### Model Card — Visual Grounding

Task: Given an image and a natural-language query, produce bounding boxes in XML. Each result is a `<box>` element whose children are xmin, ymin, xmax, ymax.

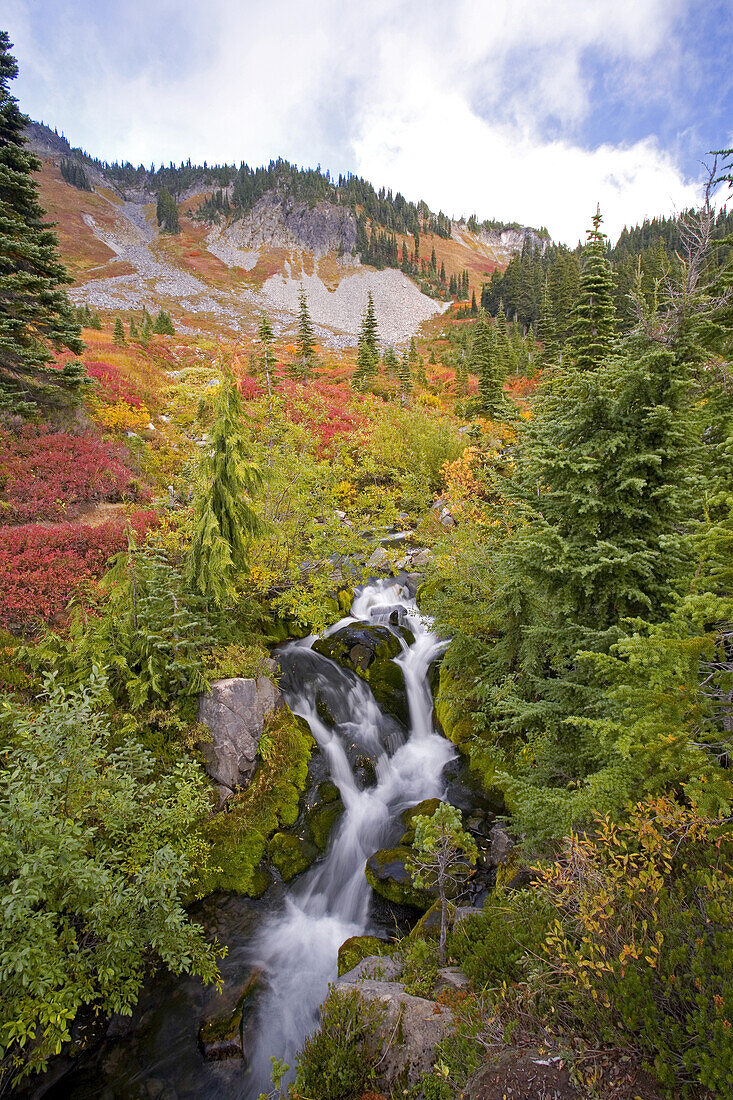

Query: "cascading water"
<box><xmin>50</xmin><ymin>579</ymin><xmax>460</xmax><ymax>1100</ymax></box>
<box><xmin>244</xmin><ymin>580</ymin><xmax>455</xmax><ymax>1095</ymax></box>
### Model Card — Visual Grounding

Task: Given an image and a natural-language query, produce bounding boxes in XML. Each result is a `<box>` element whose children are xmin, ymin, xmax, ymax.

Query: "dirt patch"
<box><xmin>462</xmin><ymin>1049</ymin><xmax>668</xmax><ymax>1100</ymax></box>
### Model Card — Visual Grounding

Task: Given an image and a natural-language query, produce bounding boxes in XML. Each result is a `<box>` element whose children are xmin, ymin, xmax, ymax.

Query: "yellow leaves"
<box><xmin>92</xmin><ymin>399</ymin><xmax>152</xmax><ymax>432</ymax></box>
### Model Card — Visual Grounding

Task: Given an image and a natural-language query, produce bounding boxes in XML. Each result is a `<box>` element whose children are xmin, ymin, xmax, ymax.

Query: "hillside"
<box><xmin>27</xmin><ymin>122</ymin><xmax>546</xmax><ymax>347</ymax></box>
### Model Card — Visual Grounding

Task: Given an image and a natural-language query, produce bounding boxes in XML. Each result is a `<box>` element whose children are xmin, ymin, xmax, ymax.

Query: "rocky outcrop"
<box><xmin>333</xmin><ymin>980</ymin><xmax>453</xmax><ymax>1090</ymax></box>
<box><xmin>313</xmin><ymin>622</ymin><xmax>408</xmax><ymax>726</ymax></box>
<box><xmin>197</xmin><ymin>669</ymin><xmax>281</xmax><ymax>802</ymax></box>
<box><xmin>338</xmin><ymin>954</ymin><xmax>404</xmax><ymax>984</ymax></box>
<box><xmin>212</xmin><ymin>192</ymin><xmax>357</xmax><ymax>257</ymax></box>
<box><xmin>197</xmin><ymin>969</ymin><xmax>260</xmax><ymax>1062</ymax></box>
<box><xmin>364</xmin><ymin>846</ymin><xmax>435</xmax><ymax>910</ymax></box>
<box><xmin>337</xmin><ymin>935</ymin><xmax>392</xmax><ymax>977</ymax></box>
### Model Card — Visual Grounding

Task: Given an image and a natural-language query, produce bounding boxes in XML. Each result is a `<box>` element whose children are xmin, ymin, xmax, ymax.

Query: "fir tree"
<box><xmin>295</xmin><ymin>289</ymin><xmax>315</xmax><ymax>381</ymax></box>
<box><xmin>153</xmin><ymin>309</ymin><xmax>175</xmax><ymax>335</ymax></box>
<box><xmin>113</xmin><ymin>317</ymin><xmax>126</xmax><ymax>346</ymax></box>
<box><xmin>186</xmin><ymin>365</ymin><xmax>262</xmax><ymax>608</ymax></box>
<box><xmin>538</xmin><ymin>274</ymin><xmax>559</xmax><ymax>366</ymax></box>
<box><xmin>89</xmin><ymin>310</ymin><xmax>102</xmax><ymax>331</ymax></box>
<box><xmin>353</xmin><ymin>291</ymin><xmax>379</xmax><ymax>389</ymax></box>
<box><xmin>397</xmin><ymin>348</ymin><xmax>413</xmax><ymax>404</ymax></box>
<box><xmin>156</xmin><ymin>186</ymin><xmax>180</xmax><ymax>234</ymax></box>
<box><xmin>471</xmin><ymin>290</ymin><xmax>477</xmax><ymax>314</ymax></box>
<box><xmin>469</xmin><ymin>313</ymin><xmax>507</xmax><ymax>417</ymax></box>
<box><xmin>382</xmin><ymin>345</ymin><xmax>399</xmax><ymax>378</ymax></box>
<box><xmin>129</xmin><ymin>317</ymin><xmax>138</xmax><ymax>340</ymax></box>
<box><xmin>258</xmin><ymin>311</ymin><xmax>275</xmax><ymax>397</ymax></box>
<box><xmin>568</xmin><ymin>207</ymin><xmax>617</xmax><ymax>370</ymax></box>
<box><xmin>0</xmin><ymin>33</ymin><xmax>84</xmax><ymax>412</ymax></box>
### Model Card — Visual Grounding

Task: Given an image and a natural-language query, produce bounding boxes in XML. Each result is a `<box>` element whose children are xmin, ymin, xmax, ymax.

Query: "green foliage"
<box><xmin>112</xmin><ymin>316</ymin><xmax>126</xmax><ymax>346</ymax></box>
<box><xmin>408</xmin><ymin>803</ymin><xmax>478</xmax><ymax>962</ymax></box>
<box><xmin>0</xmin><ymin>672</ymin><xmax>222</xmax><ymax>1087</ymax></box>
<box><xmin>187</xmin><ymin>365</ymin><xmax>263</xmax><ymax>607</ymax></box>
<box><xmin>293</xmin><ymin>985</ymin><xmax>386</xmax><ymax>1100</ymax></box>
<box><xmin>295</xmin><ymin>289</ymin><xmax>315</xmax><ymax>380</ymax></box>
<box><xmin>400</xmin><ymin>935</ymin><xmax>440</xmax><ymax>997</ymax></box>
<box><xmin>156</xmin><ymin>185</ymin><xmax>180</xmax><ymax>234</ymax></box>
<box><xmin>0</xmin><ymin>33</ymin><xmax>84</xmax><ymax>413</ymax></box>
<box><xmin>32</xmin><ymin>536</ymin><xmax>217</xmax><ymax>713</ymax></box>
<box><xmin>352</xmin><ymin>291</ymin><xmax>379</xmax><ymax>390</ymax></box>
<box><xmin>567</xmin><ymin>207</ymin><xmax>617</xmax><ymax>370</ymax></box>
<box><xmin>449</xmin><ymin>889</ymin><xmax>554</xmax><ymax>989</ymax></box>
<box><xmin>59</xmin><ymin>157</ymin><xmax>91</xmax><ymax>191</ymax></box>
<box><xmin>153</xmin><ymin>308</ymin><xmax>175</xmax><ymax>335</ymax></box>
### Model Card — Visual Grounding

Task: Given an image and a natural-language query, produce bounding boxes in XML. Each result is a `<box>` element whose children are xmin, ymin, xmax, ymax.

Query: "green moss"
<box><xmin>400</xmin><ymin>798</ymin><xmax>444</xmax><ymax>844</ymax></box>
<box><xmin>268</xmin><ymin>832</ymin><xmax>319</xmax><ymax>882</ymax></box>
<box><xmin>364</xmin><ymin>845</ymin><xmax>435</xmax><ymax>910</ymax></box>
<box><xmin>337</xmin><ymin>935</ymin><xmax>390</xmax><ymax>977</ymax></box>
<box><xmin>337</xmin><ymin>587</ymin><xmax>354</xmax><ymax>614</ymax></box>
<box><xmin>307</xmin><ymin>799</ymin><xmax>345</xmax><ymax>850</ymax></box>
<box><xmin>434</xmin><ymin>669</ymin><xmax>473</xmax><ymax>747</ymax></box>
<box><xmin>313</xmin><ymin>624</ymin><xmax>409</xmax><ymax>726</ymax></box>
<box><xmin>195</xmin><ymin>707</ymin><xmax>314</xmax><ymax>898</ymax></box>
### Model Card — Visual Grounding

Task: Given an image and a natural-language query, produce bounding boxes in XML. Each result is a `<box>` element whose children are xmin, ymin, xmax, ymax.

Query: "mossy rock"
<box><xmin>408</xmin><ymin>900</ymin><xmax>457</xmax><ymax>941</ymax></box>
<box><xmin>364</xmin><ymin>845</ymin><xmax>435</xmax><ymax>910</ymax></box>
<box><xmin>307</xmin><ymin>798</ymin><xmax>345</xmax><ymax>850</ymax></box>
<box><xmin>268</xmin><ymin>832</ymin><xmax>319</xmax><ymax>882</ymax></box>
<box><xmin>198</xmin><ymin>969</ymin><xmax>260</xmax><ymax>1061</ymax></box>
<box><xmin>318</xmin><ymin>779</ymin><xmax>341</xmax><ymax>804</ymax></box>
<box><xmin>434</xmin><ymin>670</ymin><xmax>474</xmax><ymax>747</ymax></box>
<box><xmin>337</xmin><ymin>935</ymin><xmax>390</xmax><ymax>977</ymax></box>
<box><xmin>400</xmin><ymin>798</ymin><xmax>444</xmax><ymax>844</ymax></box>
<box><xmin>312</xmin><ymin>623</ymin><xmax>408</xmax><ymax>726</ymax></box>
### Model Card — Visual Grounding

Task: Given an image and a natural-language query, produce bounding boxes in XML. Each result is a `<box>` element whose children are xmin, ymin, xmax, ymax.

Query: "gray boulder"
<box><xmin>488</xmin><ymin>822</ymin><xmax>515</xmax><ymax>866</ymax></box>
<box><xmin>197</xmin><ymin>670</ymin><xmax>281</xmax><ymax>798</ymax></box>
<box><xmin>338</xmin><ymin>955</ymin><xmax>404</xmax><ymax>984</ymax></box>
<box><xmin>334</xmin><ymin>980</ymin><xmax>452</xmax><ymax>1089</ymax></box>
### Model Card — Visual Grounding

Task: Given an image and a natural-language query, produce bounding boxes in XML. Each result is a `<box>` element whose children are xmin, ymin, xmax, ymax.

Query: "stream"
<box><xmin>50</xmin><ymin>579</ymin><xmax>486</xmax><ymax>1100</ymax></box>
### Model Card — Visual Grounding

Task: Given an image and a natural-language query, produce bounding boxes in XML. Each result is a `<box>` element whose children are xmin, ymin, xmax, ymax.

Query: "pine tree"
<box><xmin>113</xmin><ymin>317</ymin><xmax>126</xmax><ymax>346</ymax></box>
<box><xmin>538</xmin><ymin>275</ymin><xmax>559</xmax><ymax>366</ymax></box>
<box><xmin>156</xmin><ymin>186</ymin><xmax>180</xmax><ymax>234</ymax></box>
<box><xmin>89</xmin><ymin>310</ymin><xmax>102</xmax><ymax>331</ymax></box>
<box><xmin>568</xmin><ymin>207</ymin><xmax>617</xmax><ymax>370</ymax></box>
<box><xmin>186</xmin><ymin>364</ymin><xmax>262</xmax><ymax>608</ymax></box>
<box><xmin>430</xmin><ymin>247</ymin><xmax>437</xmax><ymax>273</ymax></box>
<box><xmin>397</xmin><ymin>349</ymin><xmax>413</xmax><ymax>404</ymax></box>
<box><xmin>153</xmin><ymin>309</ymin><xmax>175</xmax><ymax>335</ymax></box>
<box><xmin>353</xmin><ymin>291</ymin><xmax>380</xmax><ymax>390</ymax></box>
<box><xmin>382</xmin><ymin>345</ymin><xmax>399</xmax><ymax>378</ymax></box>
<box><xmin>471</xmin><ymin>290</ymin><xmax>477</xmax><ymax>314</ymax></box>
<box><xmin>440</xmin><ymin>261</ymin><xmax>446</xmax><ymax>284</ymax></box>
<box><xmin>129</xmin><ymin>317</ymin><xmax>138</xmax><ymax>339</ymax></box>
<box><xmin>295</xmin><ymin>288</ymin><xmax>315</xmax><ymax>381</ymax></box>
<box><xmin>0</xmin><ymin>33</ymin><xmax>84</xmax><ymax>412</ymax></box>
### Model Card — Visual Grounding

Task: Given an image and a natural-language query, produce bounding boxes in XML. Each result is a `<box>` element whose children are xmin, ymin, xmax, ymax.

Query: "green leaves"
<box><xmin>0</xmin><ymin>673</ymin><xmax>221</xmax><ymax>1086</ymax></box>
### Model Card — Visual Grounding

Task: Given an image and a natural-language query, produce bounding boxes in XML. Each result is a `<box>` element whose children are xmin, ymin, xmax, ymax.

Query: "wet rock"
<box><xmin>197</xmin><ymin>670</ymin><xmax>281</xmax><ymax>796</ymax></box>
<box><xmin>338</xmin><ymin>954</ymin><xmax>404</xmax><ymax>983</ymax></box>
<box><xmin>365</xmin><ymin>846</ymin><xmax>434</xmax><ymax>910</ymax></box>
<box><xmin>366</xmin><ymin>545</ymin><xmax>392</xmax><ymax>572</ymax></box>
<box><xmin>337</xmin><ymin>935</ymin><xmax>391</xmax><ymax>977</ymax></box>
<box><xmin>267</xmin><ymin>832</ymin><xmax>319</xmax><ymax>882</ymax></box>
<box><xmin>313</xmin><ymin>624</ymin><xmax>408</xmax><ymax>726</ymax></box>
<box><xmin>334</xmin><ymin>980</ymin><xmax>452</xmax><ymax>1090</ymax></box>
<box><xmin>452</xmin><ymin>904</ymin><xmax>484</xmax><ymax>928</ymax></box>
<box><xmin>488</xmin><ymin>823</ymin><xmax>515</xmax><ymax>866</ymax></box>
<box><xmin>306</xmin><ymin>782</ymin><xmax>345</xmax><ymax>850</ymax></box>
<box><xmin>198</xmin><ymin>970</ymin><xmax>260</xmax><ymax>1062</ymax></box>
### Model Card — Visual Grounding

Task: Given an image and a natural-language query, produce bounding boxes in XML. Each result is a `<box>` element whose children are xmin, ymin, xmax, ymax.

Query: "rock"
<box><xmin>337</xmin><ymin>935</ymin><xmax>391</xmax><ymax>977</ymax></box>
<box><xmin>197</xmin><ymin>671</ymin><xmax>281</xmax><ymax>794</ymax></box>
<box><xmin>434</xmin><ymin>967</ymin><xmax>469</xmax><ymax>993</ymax></box>
<box><xmin>366</xmin><ymin>546</ymin><xmax>392</xmax><ymax>572</ymax></box>
<box><xmin>313</xmin><ymin>624</ymin><xmax>408</xmax><ymax>726</ymax></box>
<box><xmin>488</xmin><ymin>823</ymin><xmax>515</xmax><ymax>866</ymax></box>
<box><xmin>267</xmin><ymin>832</ymin><xmax>319</xmax><ymax>882</ymax></box>
<box><xmin>409</xmin><ymin>548</ymin><xmax>431</xmax><ymax>568</ymax></box>
<box><xmin>335</xmin><ymin>980</ymin><xmax>452</xmax><ymax>1090</ymax></box>
<box><xmin>365</xmin><ymin>846</ymin><xmax>434</xmax><ymax>910</ymax></box>
<box><xmin>307</xmin><ymin>795</ymin><xmax>345</xmax><ymax>850</ymax></box>
<box><xmin>338</xmin><ymin>954</ymin><xmax>404</xmax><ymax>983</ymax></box>
<box><xmin>400</xmin><ymin>798</ymin><xmax>444</xmax><ymax>844</ymax></box>
<box><xmin>452</xmin><ymin>905</ymin><xmax>484</xmax><ymax>928</ymax></box>
<box><xmin>198</xmin><ymin>970</ymin><xmax>260</xmax><ymax>1062</ymax></box>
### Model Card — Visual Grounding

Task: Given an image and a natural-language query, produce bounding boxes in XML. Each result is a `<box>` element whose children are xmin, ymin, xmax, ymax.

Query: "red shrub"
<box><xmin>0</xmin><ymin>512</ymin><xmax>157</xmax><ymax>631</ymax></box>
<box><xmin>238</xmin><ymin>376</ymin><xmax>265</xmax><ymax>401</ymax></box>
<box><xmin>0</xmin><ymin>427</ymin><xmax>136</xmax><ymax>524</ymax></box>
<box><xmin>84</xmin><ymin>360</ymin><xmax>145</xmax><ymax>406</ymax></box>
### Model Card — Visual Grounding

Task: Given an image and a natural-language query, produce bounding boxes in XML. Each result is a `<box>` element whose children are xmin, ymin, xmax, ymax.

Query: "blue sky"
<box><xmin>4</xmin><ymin>0</ymin><xmax>732</xmax><ymax>243</ymax></box>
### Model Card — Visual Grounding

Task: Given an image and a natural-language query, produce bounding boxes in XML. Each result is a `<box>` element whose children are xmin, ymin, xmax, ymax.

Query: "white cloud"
<box><xmin>4</xmin><ymin>0</ymin><xmax>706</xmax><ymax>241</ymax></box>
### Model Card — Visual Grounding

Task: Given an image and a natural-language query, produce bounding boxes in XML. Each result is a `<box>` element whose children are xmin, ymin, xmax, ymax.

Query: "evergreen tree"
<box><xmin>295</xmin><ymin>288</ymin><xmax>316</xmax><ymax>380</ymax></box>
<box><xmin>186</xmin><ymin>365</ymin><xmax>262</xmax><ymax>608</ymax></box>
<box><xmin>0</xmin><ymin>33</ymin><xmax>84</xmax><ymax>412</ymax></box>
<box><xmin>538</xmin><ymin>274</ymin><xmax>559</xmax><ymax>366</ymax></box>
<box><xmin>382</xmin><ymin>345</ymin><xmax>398</xmax><ymax>378</ymax></box>
<box><xmin>440</xmin><ymin>260</ymin><xmax>446</xmax><ymax>284</ymax></box>
<box><xmin>469</xmin><ymin>313</ymin><xmax>507</xmax><ymax>417</ymax></box>
<box><xmin>129</xmin><ymin>316</ymin><xmax>138</xmax><ymax>340</ymax></box>
<box><xmin>113</xmin><ymin>316</ymin><xmax>126</xmax><ymax>346</ymax></box>
<box><xmin>258</xmin><ymin>311</ymin><xmax>275</xmax><ymax>396</ymax></box>
<box><xmin>567</xmin><ymin>207</ymin><xmax>617</xmax><ymax>370</ymax></box>
<box><xmin>471</xmin><ymin>290</ymin><xmax>477</xmax><ymax>314</ymax></box>
<box><xmin>156</xmin><ymin>186</ymin><xmax>180</xmax><ymax>234</ymax></box>
<box><xmin>430</xmin><ymin>247</ymin><xmax>437</xmax><ymax>273</ymax></box>
<box><xmin>353</xmin><ymin>291</ymin><xmax>379</xmax><ymax>390</ymax></box>
<box><xmin>153</xmin><ymin>309</ymin><xmax>175</xmax><ymax>335</ymax></box>
<box><xmin>89</xmin><ymin>310</ymin><xmax>102</xmax><ymax>331</ymax></box>
<box><xmin>397</xmin><ymin>348</ymin><xmax>413</xmax><ymax>404</ymax></box>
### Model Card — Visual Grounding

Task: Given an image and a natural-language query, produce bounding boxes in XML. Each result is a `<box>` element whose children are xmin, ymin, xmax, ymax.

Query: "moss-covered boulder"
<box><xmin>400</xmin><ymin>798</ymin><xmax>444</xmax><ymax>844</ymax></box>
<box><xmin>337</xmin><ymin>935</ymin><xmax>391</xmax><ymax>977</ymax></box>
<box><xmin>198</xmin><ymin>969</ymin><xmax>260</xmax><ymax>1061</ymax></box>
<box><xmin>307</xmin><ymin>799</ymin><xmax>345</xmax><ymax>850</ymax></box>
<box><xmin>312</xmin><ymin>623</ymin><xmax>408</xmax><ymax>726</ymax></box>
<box><xmin>407</xmin><ymin>900</ymin><xmax>457</xmax><ymax>940</ymax></box>
<box><xmin>268</xmin><ymin>832</ymin><xmax>319</xmax><ymax>882</ymax></box>
<box><xmin>365</xmin><ymin>846</ymin><xmax>435</xmax><ymax>910</ymax></box>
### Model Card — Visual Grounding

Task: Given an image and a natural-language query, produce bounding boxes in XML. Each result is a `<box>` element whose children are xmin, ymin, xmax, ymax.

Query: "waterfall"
<box><xmin>244</xmin><ymin>579</ymin><xmax>454</xmax><ymax>1096</ymax></box>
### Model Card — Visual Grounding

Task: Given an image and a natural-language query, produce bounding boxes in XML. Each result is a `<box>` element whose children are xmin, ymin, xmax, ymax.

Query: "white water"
<box><xmin>244</xmin><ymin>580</ymin><xmax>454</xmax><ymax>1095</ymax></box>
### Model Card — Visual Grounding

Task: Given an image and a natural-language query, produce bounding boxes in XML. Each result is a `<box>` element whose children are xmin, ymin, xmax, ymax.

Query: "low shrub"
<box><xmin>293</xmin><ymin>985</ymin><xmax>386</xmax><ymax>1100</ymax></box>
<box><xmin>448</xmin><ymin>888</ymin><xmax>554</xmax><ymax>989</ymax></box>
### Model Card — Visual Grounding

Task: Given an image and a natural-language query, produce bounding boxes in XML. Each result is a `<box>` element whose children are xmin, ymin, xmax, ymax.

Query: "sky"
<box><xmin>4</xmin><ymin>0</ymin><xmax>732</xmax><ymax>244</ymax></box>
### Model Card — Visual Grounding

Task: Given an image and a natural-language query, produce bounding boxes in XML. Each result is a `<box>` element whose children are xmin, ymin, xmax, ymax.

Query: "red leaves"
<box><xmin>0</xmin><ymin>513</ymin><xmax>156</xmax><ymax>630</ymax></box>
<box><xmin>0</xmin><ymin>427</ymin><xmax>135</xmax><ymax>524</ymax></box>
<box><xmin>84</xmin><ymin>360</ymin><xmax>145</xmax><ymax>407</ymax></box>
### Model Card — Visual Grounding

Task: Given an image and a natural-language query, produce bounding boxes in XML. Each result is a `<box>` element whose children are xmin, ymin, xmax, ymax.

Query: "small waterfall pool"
<box><xmin>50</xmin><ymin>580</ymin><xmax>483</xmax><ymax>1100</ymax></box>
